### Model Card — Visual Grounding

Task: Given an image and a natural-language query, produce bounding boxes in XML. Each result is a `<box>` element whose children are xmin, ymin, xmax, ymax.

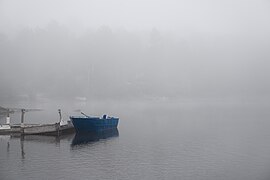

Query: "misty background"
<box><xmin>2</xmin><ymin>2</ymin><xmax>270</xmax><ymax>180</ymax></box>
<box><xmin>0</xmin><ymin>0</ymin><xmax>270</xmax><ymax>105</ymax></box>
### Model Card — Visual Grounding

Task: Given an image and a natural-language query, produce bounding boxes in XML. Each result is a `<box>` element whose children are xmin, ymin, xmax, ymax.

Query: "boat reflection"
<box><xmin>71</xmin><ymin>128</ymin><xmax>119</xmax><ymax>146</ymax></box>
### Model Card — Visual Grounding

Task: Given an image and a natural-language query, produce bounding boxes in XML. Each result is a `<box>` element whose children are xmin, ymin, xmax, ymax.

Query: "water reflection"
<box><xmin>71</xmin><ymin>128</ymin><xmax>119</xmax><ymax>146</ymax></box>
<box><xmin>0</xmin><ymin>135</ymin><xmax>10</xmax><ymax>152</ymax></box>
<box><xmin>0</xmin><ymin>129</ymin><xmax>120</xmax><ymax>160</ymax></box>
<box><xmin>12</xmin><ymin>133</ymin><xmax>74</xmax><ymax>144</ymax></box>
<box><xmin>0</xmin><ymin>134</ymin><xmax>75</xmax><ymax>159</ymax></box>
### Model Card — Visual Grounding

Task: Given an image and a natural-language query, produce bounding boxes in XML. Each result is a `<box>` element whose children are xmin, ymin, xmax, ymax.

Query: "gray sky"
<box><xmin>1</xmin><ymin>0</ymin><xmax>270</xmax><ymax>35</ymax></box>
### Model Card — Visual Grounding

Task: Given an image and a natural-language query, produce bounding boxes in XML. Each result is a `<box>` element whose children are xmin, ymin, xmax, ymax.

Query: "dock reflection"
<box><xmin>12</xmin><ymin>133</ymin><xmax>74</xmax><ymax>144</ymax></box>
<box><xmin>71</xmin><ymin>128</ymin><xmax>119</xmax><ymax>146</ymax></box>
<box><xmin>0</xmin><ymin>133</ymin><xmax>75</xmax><ymax>160</ymax></box>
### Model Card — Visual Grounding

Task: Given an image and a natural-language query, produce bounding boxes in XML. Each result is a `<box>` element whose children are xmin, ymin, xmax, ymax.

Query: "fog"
<box><xmin>1</xmin><ymin>0</ymin><xmax>270</xmax><ymax>105</ymax></box>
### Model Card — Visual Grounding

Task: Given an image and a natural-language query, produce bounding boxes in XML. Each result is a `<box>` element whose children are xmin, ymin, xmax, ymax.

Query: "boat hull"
<box><xmin>23</xmin><ymin>123</ymin><xmax>74</xmax><ymax>135</ymax></box>
<box><xmin>0</xmin><ymin>121</ymin><xmax>74</xmax><ymax>136</ymax></box>
<box><xmin>70</xmin><ymin>116</ymin><xmax>119</xmax><ymax>133</ymax></box>
<box><xmin>22</xmin><ymin>123</ymin><xmax>59</xmax><ymax>135</ymax></box>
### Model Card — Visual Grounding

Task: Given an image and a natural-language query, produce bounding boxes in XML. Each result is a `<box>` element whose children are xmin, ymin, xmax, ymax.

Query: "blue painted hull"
<box><xmin>70</xmin><ymin>116</ymin><xmax>119</xmax><ymax>133</ymax></box>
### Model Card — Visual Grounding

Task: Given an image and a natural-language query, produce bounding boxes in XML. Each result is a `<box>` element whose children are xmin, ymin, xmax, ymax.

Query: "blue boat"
<box><xmin>70</xmin><ymin>113</ymin><xmax>119</xmax><ymax>133</ymax></box>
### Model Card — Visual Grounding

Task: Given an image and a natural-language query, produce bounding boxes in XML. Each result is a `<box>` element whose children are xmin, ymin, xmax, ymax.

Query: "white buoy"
<box><xmin>6</xmin><ymin>117</ymin><xmax>10</xmax><ymax>125</ymax></box>
<box><xmin>0</xmin><ymin>124</ymin><xmax>11</xmax><ymax>130</ymax></box>
<box><xmin>58</xmin><ymin>109</ymin><xmax>67</xmax><ymax>126</ymax></box>
<box><xmin>0</xmin><ymin>114</ymin><xmax>11</xmax><ymax>130</ymax></box>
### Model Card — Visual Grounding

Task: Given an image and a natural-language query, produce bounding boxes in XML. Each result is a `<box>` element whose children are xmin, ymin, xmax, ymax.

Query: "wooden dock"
<box><xmin>0</xmin><ymin>108</ymin><xmax>74</xmax><ymax>136</ymax></box>
<box><xmin>0</xmin><ymin>122</ymin><xmax>74</xmax><ymax>136</ymax></box>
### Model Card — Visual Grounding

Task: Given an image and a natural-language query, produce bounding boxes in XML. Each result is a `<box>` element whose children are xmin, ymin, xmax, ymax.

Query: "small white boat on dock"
<box><xmin>0</xmin><ymin>124</ymin><xmax>12</xmax><ymax>134</ymax></box>
<box><xmin>0</xmin><ymin>107</ymin><xmax>74</xmax><ymax>135</ymax></box>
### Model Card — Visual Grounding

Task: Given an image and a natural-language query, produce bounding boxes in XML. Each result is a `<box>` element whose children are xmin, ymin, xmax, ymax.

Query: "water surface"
<box><xmin>1</xmin><ymin>102</ymin><xmax>270</xmax><ymax>180</ymax></box>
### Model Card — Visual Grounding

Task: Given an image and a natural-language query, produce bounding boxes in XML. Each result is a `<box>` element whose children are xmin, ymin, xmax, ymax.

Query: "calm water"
<box><xmin>1</xmin><ymin>102</ymin><xmax>270</xmax><ymax>180</ymax></box>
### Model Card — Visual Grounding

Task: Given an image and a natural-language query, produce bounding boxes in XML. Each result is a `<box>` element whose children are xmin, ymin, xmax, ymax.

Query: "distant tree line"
<box><xmin>0</xmin><ymin>21</ymin><xmax>269</xmax><ymax>102</ymax></box>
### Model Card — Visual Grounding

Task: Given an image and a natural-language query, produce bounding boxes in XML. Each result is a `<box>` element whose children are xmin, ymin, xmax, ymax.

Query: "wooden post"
<box><xmin>58</xmin><ymin>109</ymin><xmax>62</xmax><ymax>123</ymax></box>
<box><xmin>20</xmin><ymin>109</ymin><xmax>25</xmax><ymax>134</ymax></box>
<box><xmin>57</xmin><ymin>109</ymin><xmax>61</xmax><ymax>136</ymax></box>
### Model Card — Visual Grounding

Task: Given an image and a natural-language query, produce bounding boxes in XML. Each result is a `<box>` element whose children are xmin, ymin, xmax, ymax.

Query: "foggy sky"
<box><xmin>0</xmin><ymin>0</ymin><xmax>270</xmax><ymax>103</ymax></box>
<box><xmin>1</xmin><ymin>0</ymin><xmax>270</xmax><ymax>35</ymax></box>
